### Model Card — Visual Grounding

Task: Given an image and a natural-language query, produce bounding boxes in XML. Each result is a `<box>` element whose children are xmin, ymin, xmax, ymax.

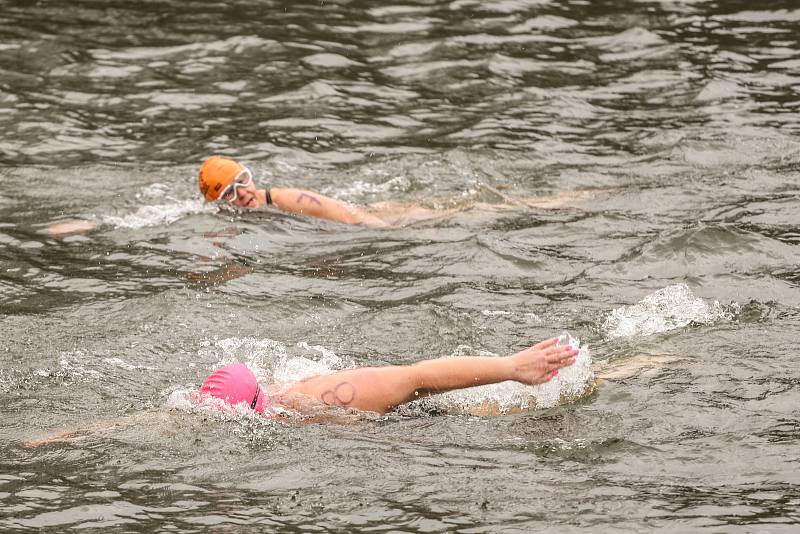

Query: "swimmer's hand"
<box><xmin>507</xmin><ymin>337</ymin><xmax>578</xmax><ymax>385</ymax></box>
<box><xmin>47</xmin><ymin>219</ymin><xmax>96</xmax><ymax>238</ymax></box>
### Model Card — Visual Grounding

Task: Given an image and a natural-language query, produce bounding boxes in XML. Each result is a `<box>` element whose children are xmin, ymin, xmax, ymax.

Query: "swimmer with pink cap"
<box><xmin>25</xmin><ymin>339</ymin><xmax>659</xmax><ymax>448</ymax></box>
<box><xmin>198</xmin><ymin>337</ymin><xmax>579</xmax><ymax>415</ymax></box>
<box><xmin>200</xmin><ymin>363</ymin><xmax>269</xmax><ymax>413</ymax></box>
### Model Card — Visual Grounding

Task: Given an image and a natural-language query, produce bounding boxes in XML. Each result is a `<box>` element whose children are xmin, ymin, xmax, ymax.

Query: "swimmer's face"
<box><xmin>229</xmin><ymin>178</ymin><xmax>261</xmax><ymax>209</ymax></box>
<box><xmin>218</xmin><ymin>168</ymin><xmax>263</xmax><ymax>209</ymax></box>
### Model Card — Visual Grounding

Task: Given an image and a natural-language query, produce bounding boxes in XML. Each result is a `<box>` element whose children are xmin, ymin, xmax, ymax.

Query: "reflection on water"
<box><xmin>1</xmin><ymin>0</ymin><xmax>800</xmax><ymax>531</ymax></box>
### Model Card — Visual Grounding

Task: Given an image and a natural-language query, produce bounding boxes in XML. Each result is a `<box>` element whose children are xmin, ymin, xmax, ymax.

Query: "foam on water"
<box><xmin>101</xmin><ymin>199</ymin><xmax>210</xmax><ymax>229</ymax></box>
<box><xmin>164</xmin><ymin>388</ymin><xmax>194</xmax><ymax>411</ymax></box>
<box><xmin>1</xmin><ymin>351</ymin><xmax>167</xmax><ymax>395</ymax></box>
<box><xmin>165</xmin><ymin>388</ymin><xmax>279</xmax><ymax>443</ymax></box>
<box><xmin>273</xmin><ymin>342</ymin><xmax>348</xmax><ymax>384</ymax></box>
<box><xmin>0</xmin><ymin>351</ymin><xmax>104</xmax><ymax>394</ymax></box>
<box><xmin>333</xmin><ymin>175</ymin><xmax>414</xmax><ymax>199</ymax></box>
<box><xmin>206</xmin><ymin>336</ymin><xmax>289</xmax><ymax>376</ymax></box>
<box><xmin>197</xmin><ymin>336</ymin><xmax>351</xmax><ymax>387</ymax></box>
<box><xmin>102</xmin><ymin>357</ymin><xmax>156</xmax><ymax>371</ymax></box>
<box><xmin>602</xmin><ymin>283</ymin><xmax>739</xmax><ymax>338</ymax></box>
<box><xmin>52</xmin><ymin>350</ymin><xmax>102</xmax><ymax>380</ymax></box>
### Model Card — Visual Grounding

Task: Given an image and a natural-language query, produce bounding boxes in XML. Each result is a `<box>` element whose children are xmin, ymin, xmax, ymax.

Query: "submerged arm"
<box><xmin>47</xmin><ymin>219</ymin><xmax>97</xmax><ymax>237</ymax></box>
<box><xmin>22</xmin><ymin>412</ymin><xmax>169</xmax><ymax>448</ymax></box>
<box><xmin>269</xmin><ymin>187</ymin><xmax>388</xmax><ymax>226</ymax></box>
<box><xmin>283</xmin><ymin>338</ymin><xmax>578</xmax><ymax>414</ymax></box>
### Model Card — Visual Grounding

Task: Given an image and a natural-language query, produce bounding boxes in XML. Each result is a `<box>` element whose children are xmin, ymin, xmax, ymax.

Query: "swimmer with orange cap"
<box><xmin>198</xmin><ymin>155</ymin><xmax>389</xmax><ymax>226</ymax></box>
<box><xmin>195</xmin><ymin>156</ymin><xmax>603</xmax><ymax>227</ymax></box>
<box><xmin>48</xmin><ymin>155</ymin><xmax>600</xmax><ymax>236</ymax></box>
<box><xmin>48</xmin><ymin>156</ymin><xmax>389</xmax><ymax>237</ymax></box>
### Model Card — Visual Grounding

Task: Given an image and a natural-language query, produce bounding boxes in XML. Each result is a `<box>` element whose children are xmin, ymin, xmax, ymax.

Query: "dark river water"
<box><xmin>2</xmin><ymin>0</ymin><xmax>799</xmax><ymax>531</ymax></box>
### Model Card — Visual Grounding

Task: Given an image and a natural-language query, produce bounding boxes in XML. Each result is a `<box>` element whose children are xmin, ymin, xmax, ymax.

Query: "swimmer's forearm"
<box><xmin>404</xmin><ymin>357</ymin><xmax>515</xmax><ymax>396</ymax></box>
<box><xmin>284</xmin><ymin>357</ymin><xmax>521</xmax><ymax>414</ymax></box>
<box><xmin>269</xmin><ymin>187</ymin><xmax>386</xmax><ymax>226</ymax></box>
<box><xmin>395</xmin><ymin>344</ymin><xmax>573</xmax><ymax>398</ymax></box>
<box><xmin>407</xmin><ymin>339</ymin><xmax>577</xmax><ymax>397</ymax></box>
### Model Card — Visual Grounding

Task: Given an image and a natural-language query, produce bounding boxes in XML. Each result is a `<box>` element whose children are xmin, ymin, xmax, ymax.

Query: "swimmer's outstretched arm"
<box><xmin>269</xmin><ymin>187</ymin><xmax>388</xmax><ymax>227</ymax></box>
<box><xmin>283</xmin><ymin>338</ymin><xmax>578</xmax><ymax>414</ymax></box>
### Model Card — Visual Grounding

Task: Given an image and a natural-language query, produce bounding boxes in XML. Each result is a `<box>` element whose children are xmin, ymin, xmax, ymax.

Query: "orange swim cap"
<box><xmin>198</xmin><ymin>156</ymin><xmax>246</xmax><ymax>201</ymax></box>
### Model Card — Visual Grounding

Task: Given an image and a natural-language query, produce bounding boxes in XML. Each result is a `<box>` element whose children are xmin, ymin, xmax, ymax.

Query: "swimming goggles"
<box><xmin>218</xmin><ymin>167</ymin><xmax>253</xmax><ymax>202</ymax></box>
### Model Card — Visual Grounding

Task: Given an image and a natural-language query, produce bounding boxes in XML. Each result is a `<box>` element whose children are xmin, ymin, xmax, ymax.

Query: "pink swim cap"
<box><xmin>199</xmin><ymin>363</ymin><xmax>267</xmax><ymax>413</ymax></box>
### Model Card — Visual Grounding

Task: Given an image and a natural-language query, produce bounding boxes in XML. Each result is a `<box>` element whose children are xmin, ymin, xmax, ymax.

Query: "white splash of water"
<box><xmin>602</xmin><ymin>284</ymin><xmax>738</xmax><ymax>338</ymax></box>
<box><xmin>56</xmin><ymin>350</ymin><xmax>102</xmax><ymax>379</ymax></box>
<box><xmin>482</xmin><ymin>310</ymin><xmax>512</xmax><ymax>317</ymax></box>
<box><xmin>102</xmin><ymin>357</ymin><xmax>156</xmax><ymax>371</ymax></box>
<box><xmin>335</xmin><ymin>175</ymin><xmax>412</xmax><ymax>198</ymax></box>
<box><xmin>164</xmin><ymin>388</ymin><xmax>195</xmax><ymax>410</ymax></box>
<box><xmin>197</xmin><ymin>336</ymin><xmax>351</xmax><ymax>387</ymax></box>
<box><xmin>102</xmin><ymin>199</ymin><xmax>211</xmax><ymax>229</ymax></box>
<box><xmin>166</xmin><ymin>388</ymin><xmax>279</xmax><ymax>442</ymax></box>
<box><xmin>273</xmin><ymin>342</ymin><xmax>347</xmax><ymax>383</ymax></box>
<box><xmin>165</xmin><ymin>387</ymin><xmax>255</xmax><ymax>415</ymax></box>
<box><xmin>134</xmin><ymin>182</ymin><xmax>172</xmax><ymax>200</ymax></box>
<box><xmin>0</xmin><ymin>369</ymin><xmax>16</xmax><ymax>393</ymax></box>
<box><xmin>406</xmin><ymin>332</ymin><xmax>595</xmax><ymax>414</ymax></box>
